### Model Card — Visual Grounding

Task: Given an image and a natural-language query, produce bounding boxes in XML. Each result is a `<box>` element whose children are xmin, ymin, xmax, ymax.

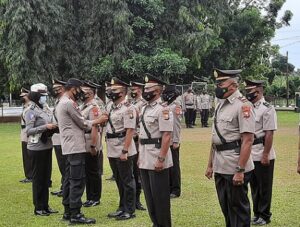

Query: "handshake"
<box><xmin>92</xmin><ymin>112</ymin><xmax>109</xmax><ymax>126</ymax></box>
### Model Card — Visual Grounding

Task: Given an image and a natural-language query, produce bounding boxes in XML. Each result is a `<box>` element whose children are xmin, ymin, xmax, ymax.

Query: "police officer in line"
<box><xmin>191</xmin><ymin>90</ymin><xmax>198</xmax><ymax>126</ymax></box>
<box><xmin>139</xmin><ymin>74</ymin><xmax>174</xmax><ymax>227</ymax></box>
<box><xmin>80</xmin><ymin>81</ymin><xmax>104</xmax><ymax>207</ymax></box>
<box><xmin>50</xmin><ymin>79</ymin><xmax>67</xmax><ymax>197</ymax></box>
<box><xmin>19</xmin><ymin>88</ymin><xmax>33</xmax><ymax>183</ymax></box>
<box><xmin>56</xmin><ymin>78</ymin><xmax>108</xmax><ymax>224</ymax></box>
<box><xmin>161</xmin><ymin>84</ymin><xmax>182</xmax><ymax>199</ymax></box>
<box><xmin>105</xmin><ymin>77</ymin><xmax>137</xmax><ymax>221</ymax></box>
<box><xmin>130</xmin><ymin>81</ymin><xmax>147</xmax><ymax>211</ymax></box>
<box><xmin>244</xmin><ymin>79</ymin><xmax>277</xmax><ymax>225</ymax></box>
<box><xmin>205</xmin><ymin>69</ymin><xmax>255</xmax><ymax>227</ymax></box>
<box><xmin>182</xmin><ymin>88</ymin><xmax>196</xmax><ymax>128</ymax></box>
<box><xmin>198</xmin><ymin>90</ymin><xmax>211</xmax><ymax>128</ymax></box>
<box><xmin>298</xmin><ymin>130</ymin><xmax>300</xmax><ymax>174</ymax></box>
<box><xmin>25</xmin><ymin>83</ymin><xmax>58</xmax><ymax>216</ymax></box>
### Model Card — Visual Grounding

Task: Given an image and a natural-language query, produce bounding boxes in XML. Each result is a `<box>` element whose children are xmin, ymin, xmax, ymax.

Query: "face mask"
<box><xmin>105</xmin><ymin>92</ymin><xmax>111</xmax><ymax>99</ymax></box>
<box><xmin>73</xmin><ymin>89</ymin><xmax>84</xmax><ymax>101</ymax></box>
<box><xmin>215</xmin><ymin>83</ymin><xmax>232</xmax><ymax>99</ymax></box>
<box><xmin>161</xmin><ymin>92</ymin><xmax>175</xmax><ymax>104</ymax></box>
<box><xmin>131</xmin><ymin>92</ymin><xmax>137</xmax><ymax>99</ymax></box>
<box><xmin>246</xmin><ymin>92</ymin><xmax>258</xmax><ymax>102</ymax></box>
<box><xmin>111</xmin><ymin>92</ymin><xmax>121</xmax><ymax>101</ymax></box>
<box><xmin>51</xmin><ymin>89</ymin><xmax>61</xmax><ymax>98</ymax></box>
<box><xmin>39</xmin><ymin>96</ymin><xmax>47</xmax><ymax>105</ymax></box>
<box><xmin>20</xmin><ymin>97</ymin><xmax>26</xmax><ymax>104</ymax></box>
<box><xmin>142</xmin><ymin>91</ymin><xmax>156</xmax><ymax>101</ymax></box>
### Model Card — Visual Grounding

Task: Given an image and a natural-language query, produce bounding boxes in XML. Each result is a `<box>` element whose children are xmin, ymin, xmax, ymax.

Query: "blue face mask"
<box><xmin>39</xmin><ymin>96</ymin><xmax>47</xmax><ymax>105</ymax></box>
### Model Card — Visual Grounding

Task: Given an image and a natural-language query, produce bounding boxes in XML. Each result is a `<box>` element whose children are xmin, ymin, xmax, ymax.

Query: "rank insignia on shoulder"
<box><xmin>128</xmin><ymin>109</ymin><xmax>134</xmax><ymax>119</ymax></box>
<box><xmin>263</xmin><ymin>102</ymin><xmax>270</xmax><ymax>108</ymax></box>
<box><xmin>242</xmin><ymin>105</ymin><xmax>251</xmax><ymax>118</ymax></box>
<box><xmin>162</xmin><ymin>109</ymin><xmax>170</xmax><ymax>120</ymax></box>
<box><xmin>92</xmin><ymin>107</ymin><xmax>99</xmax><ymax>117</ymax></box>
<box><xmin>238</xmin><ymin>96</ymin><xmax>248</xmax><ymax>103</ymax></box>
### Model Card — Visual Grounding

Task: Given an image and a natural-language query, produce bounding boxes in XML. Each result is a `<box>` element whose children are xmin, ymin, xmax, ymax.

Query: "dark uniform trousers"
<box><xmin>53</xmin><ymin>145</ymin><xmax>66</xmax><ymax>190</ymax></box>
<box><xmin>85</xmin><ymin>150</ymin><xmax>103</xmax><ymax>202</ymax></box>
<box><xmin>109</xmin><ymin>157</ymin><xmax>136</xmax><ymax>214</ymax></box>
<box><xmin>133</xmin><ymin>140</ymin><xmax>142</xmax><ymax>203</ymax></box>
<box><xmin>250</xmin><ymin>160</ymin><xmax>275</xmax><ymax>221</ymax></box>
<box><xmin>192</xmin><ymin>109</ymin><xmax>197</xmax><ymax>125</ymax></box>
<box><xmin>22</xmin><ymin>141</ymin><xmax>33</xmax><ymax>179</ymax></box>
<box><xmin>140</xmin><ymin>168</ymin><xmax>171</xmax><ymax>227</ymax></box>
<box><xmin>62</xmin><ymin>153</ymin><xmax>86</xmax><ymax>215</ymax></box>
<box><xmin>200</xmin><ymin>109</ymin><xmax>209</xmax><ymax>127</ymax></box>
<box><xmin>184</xmin><ymin>109</ymin><xmax>194</xmax><ymax>127</ymax></box>
<box><xmin>215</xmin><ymin>172</ymin><xmax>252</xmax><ymax>227</ymax></box>
<box><xmin>29</xmin><ymin>148</ymin><xmax>52</xmax><ymax>210</ymax></box>
<box><xmin>169</xmin><ymin>146</ymin><xmax>181</xmax><ymax>196</ymax></box>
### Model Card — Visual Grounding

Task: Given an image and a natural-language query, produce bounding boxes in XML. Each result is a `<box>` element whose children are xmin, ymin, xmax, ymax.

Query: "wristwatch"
<box><xmin>90</xmin><ymin>145</ymin><xmax>96</xmax><ymax>149</ymax></box>
<box><xmin>158</xmin><ymin>156</ymin><xmax>165</xmax><ymax>162</ymax></box>
<box><xmin>122</xmin><ymin>149</ymin><xmax>128</xmax><ymax>154</ymax></box>
<box><xmin>235</xmin><ymin>166</ymin><xmax>245</xmax><ymax>173</ymax></box>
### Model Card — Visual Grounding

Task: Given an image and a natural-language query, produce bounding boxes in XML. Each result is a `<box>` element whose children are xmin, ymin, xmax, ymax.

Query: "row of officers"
<box><xmin>19</xmin><ymin>69</ymin><xmax>279</xmax><ymax>227</ymax></box>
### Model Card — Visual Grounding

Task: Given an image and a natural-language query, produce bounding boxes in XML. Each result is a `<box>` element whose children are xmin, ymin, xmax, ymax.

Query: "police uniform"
<box><xmin>20</xmin><ymin>88</ymin><xmax>33</xmax><ymax>182</ymax></box>
<box><xmin>80</xmin><ymin>82</ymin><xmax>103</xmax><ymax>206</ymax></box>
<box><xmin>106</xmin><ymin>78</ymin><xmax>137</xmax><ymax>219</ymax></box>
<box><xmin>198</xmin><ymin>92</ymin><xmax>210</xmax><ymax>127</ymax></box>
<box><xmin>182</xmin><ymin>90</ymin><xmax>196</xmax><ymax>128</ymax></box>
<box><xmin>212</xmin><ymin>69</ymin><xmax>255</xmax><ymax>227</ymax></box>
<box><xmin>139</xmin><ymin>75</ymin><xmax>173</xmax><ymax>227</ymax></box>
<box><xmin>245</xmin><ymin>80</ymin><xmax>277</xmax><ymax>224</ymax></box>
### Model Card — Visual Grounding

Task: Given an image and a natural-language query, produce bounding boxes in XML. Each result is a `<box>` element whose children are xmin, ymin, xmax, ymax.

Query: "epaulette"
<box><xmin>263</xmin><ymin>102</ymin><xmax>270</xmax><ymax>108</ymax></box>
<box><xmin>238</xmin><ymin>96</ymin><xmax>248</xmax><ymax>103</ymax></box>
<box><xmin>161</xmin><ymin>102</ymin><xmax>168</xmax><ymax>107</ymax></box>
<box><xmin>124</xmin><ymin>101</ymin><xmax>131</xmax><ymax>107</ymax></box>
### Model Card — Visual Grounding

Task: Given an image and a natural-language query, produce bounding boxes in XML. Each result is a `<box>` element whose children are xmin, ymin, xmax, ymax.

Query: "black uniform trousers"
<box><xmin>215</xmin><ymin>172</ymin><xmax>252</xmax><ymax>227</ymax></box>
<box><xmin>250</xmin><ymin>160</ymin><xmax>275</xmax><ymax>221</ymax></box>
<box><xmin>29</xmin><ymin>148</ymin><xmax>52</xmax><ymax>211</ymax></box>
<box><xmin>133</xmin><ymin>140</ymin><xmax>142</xmax><ymax>204</ymax></box>
<box><xmin>85</xmin><ymin>150</ymin><xmax>103</xmax><ymax>202</ymax></box>
<box><xmin>192</xmin><ymin>109</ymin><xmax>197</xmax><ymax>125</ymax></box>
<box><xmin>62</xmin><ymin>153</ymin><xmax>86</xmax><ymax>215</ymax></box>
<box><xmin>140</xmin><ymin>168</ymin><xmax>171</xmax><ymax>227</ymax></box>
<box><xmin>184</xmin><ymin>108</ymin><xmax>194</xmax><ymax>127</ymax></box>
<box><xmin>22</xmin><ymin>141</ymin><xmax>33</xmax><ymax>179</ymax></box>
<box><xmin>200</xmin><ymin>109</ymin><xmax>209</xmax><ymax>127</ymax></box>
<box><xmin>54</xmin><ymin>145</ymin><xmax>66</xmax><ymax>190</ymax></box>
<box><xmin>109</xmin><ymin>157</ymin><xmax>136</xmax><ymax>214</ymax></box>
<box><xmin>169</xmin><ymin>146</ymin><xmax>181</xmax><ymax>196</ymax></box>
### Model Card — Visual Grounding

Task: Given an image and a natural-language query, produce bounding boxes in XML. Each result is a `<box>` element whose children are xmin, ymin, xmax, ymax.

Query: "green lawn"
<box><xmin>0</xmin><ymin>111</ymin><xmax>299</xmax><ymax>227</ymax></box>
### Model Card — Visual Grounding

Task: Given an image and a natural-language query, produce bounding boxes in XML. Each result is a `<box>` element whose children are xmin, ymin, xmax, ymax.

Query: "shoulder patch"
<box><xmin>127</xmin><ymin>109</ymin><xmax>134</xmax><ymax>119</ymax></box>
<box><xmin>242</xmin><ymin>105</ymin><xmax>251</xmax><ymax>118</ymax></box>
<box><xmin>175</xmin><ymin>105</ymin><xmax>182</xmax><ymax>115</ymax></box>
<box><xmin>92</xmin><ymin>106</ymin><xmax>99</xmax><ymax>117</ymax></box>
<box><xmin>263</xmin><ymin>102</ymin><xmax>270</xmax><ymax>108</ymax></box>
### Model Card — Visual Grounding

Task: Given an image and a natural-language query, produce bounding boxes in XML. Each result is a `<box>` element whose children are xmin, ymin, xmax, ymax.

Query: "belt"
<box><xmin>253</xmin><ymin>137</ymin><xmax>265</xmax><ymax>145</ymax></box>
<box><xmin>140</xmin><ymin>138</ymin><xmax>161</xmax><ymax>145</ymax></box>
<box><xmin>21</xmin><ymin>125</ymin><xmax>26</xmax><ymax>129</ymax></box>
<box><xmin>106</xmin><ymin>131</ymin><xmax>126</xmax><ymax>139</ymax></box>
<box><xmin>186</xmin><ymin>103</ymin><xmax>193</xmax><ymax>106</ymax></box>
<box><xmin>213</xmin><ymin>140</ymin><xmax>241</xmax><ymax>152</ymax></box>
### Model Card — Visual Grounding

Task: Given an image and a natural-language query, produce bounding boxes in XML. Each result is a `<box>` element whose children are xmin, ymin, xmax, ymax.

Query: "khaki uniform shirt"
<box><xmin>198</xmin><ymin>94</ymin><xmax>210</xmax><ymax>110</ymax></box>
<box><xmin>52</xmin><ymin>99</ymin><xmax>61</xmax><ymax>146</ymax></box>
<box><xmin>105</xmin><ymin>100</ymin><xmax>113</xmax><ymax>112</ymax></box>
<box><xmin>80</xmin><ymin>99</ymin><xmax>103</xmax><ymax>153</ymax></box>
<box><xmin>106</xmin><ymin>100</ymin><xmax>137</xmax><ymax>158</ymax></box>
<box><xmin>56</xmin><ymin>94</ymin><xmax>93</xmax><ymax>155</ymax></box>
<box><xmin>20</xmin><ymin>102</ymin><xmax>31</xmax><ymax>142</ymax></box>
<box><xmin>251</xmin><ymin>97</ymin><xmax>277</xmax><ymax>161</ymax></box>
<box><xmin>212</xmin><ymin>90</ymin><xmax>255</xmax><ymax>174</ymax></box>
<box><xmin>183</xmin><ymin>92</ymin><xmax>196</xmax><ymax>109</ymax></box>
<box><xmin>132</xmin><ymin>97</ymin><xmax>147</xmax><ymax>136</ymax></box>
<box><xmin>138</xmin><ymin>98</ymin><xmax>174</xmax><ymax>170</ymax></box>
<box><xmin>169</xmin><ymin>101</ymin><xmax>182</xmax><ymax>144</ymax></box>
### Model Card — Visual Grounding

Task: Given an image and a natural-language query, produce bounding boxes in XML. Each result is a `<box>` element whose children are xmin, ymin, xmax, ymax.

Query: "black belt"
<box><xmin>214</xmin><ymin>140</ymin><xmax>241</xmax><ymax>152</ymax></box>
<box><xmin>253</xmin><ymin>137</ymin><xmax>265</xmax><ymax>145</ymax></box>
<box><xmin>186</xmin><ymin>103</ymin><xmax>193</xmax><ymax>106</ymax></box>
<box><xmin>140</xmin><ymin>138</ymin><xmax>161</xmax><ymax>145</ymax></box>
<box><xmin>106</xmin><ymin>131</ymin><xmax>126</xmax><ymax>139</ymax></box>
<box><xmin>21</xmin><ymin>125</ymin><xmax>26</xmax><ymax>129</ymax></box>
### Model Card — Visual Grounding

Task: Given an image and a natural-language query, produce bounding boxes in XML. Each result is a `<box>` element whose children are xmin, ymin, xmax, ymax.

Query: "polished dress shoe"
<box><xmin>136</xmin><ymin>202</ymin><xmax>146</xmax><ymax>211</ymax></box>
<box><xmin>51</xmin><ymin>190</ymin><xmax>62</xmax><ymax>196</ymax></box>
<box><xmin>61</xmin><ymin>213</ymin><xmax>70</xmax><ymax>221</ymax></box>
<box><xmin>70</xmin><ymin>213</ymin><xmax>96</xmax><ymax>225</ymax></box>
<box><xmin>20</xmin><ymin>178</ymin><xmax>32</xmax><ymax>183</ymax></box>
<box><xmin>82</xmin><ymin>200</ymin><xmax>91</xmax><ymax>207</ymax></box>
<box><xmin>253</xmin><ymin>217</ymin><xmax>271</xmax><ymax>225</ymax></box>
<box><xmin>34</xmin><ymin>210</ymin><xmax>50</xmax><ymax>216</ymax></box>
<box><xmin>45</xmin><ymin>207</ymin><xmax>58</xmax><ymax>214</ymax></box>
<box><xmin>83</xmin><ymin>200</ymin><xmax>100</xmax><ymax>207</ymax></box>
<box><xmin>107</xmin><ymin>210</ymin><xmax>123</xmax><ymax>218</ymax></box>
<box><xmin>251</xmin><ymin>216</ymin><xmax>259</xmax><ymax>224</ymax></box>
<box><xmin>115</xmin><ymin>212</ymin><xmax>135</xmax><ymax>221</ymax></box>
<box><xmin>170</xmin><ymin>193</ymin><xmax>179</xmax><ymax>199</ymax></box>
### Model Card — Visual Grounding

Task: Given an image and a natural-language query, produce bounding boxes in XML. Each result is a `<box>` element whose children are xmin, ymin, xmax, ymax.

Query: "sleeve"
<box><xmin>159</xmin><ymin>106</ymin><xmax>174</xmax><ymax>132</ymax></box>
<box><xmin>25</xmin><ymin>109</ymin><xmax>47</xmax><ymax>136</ymax></box>
<box><xmin>263</xmin><ymin>106</ymin><xmax>277</xmax><ymax>131</ymax></box>
<box><xmin>124</xmin><ymin>106</ymin><xmax>137</xmax><ymax>129</ymax></box>
<box><xmin>238</xmin><ymin>103</ymin><xmax>255</xmax><ymax>134</ymax></box>
<box><xmin>182</xmin><ymin>94</ymin><xmax>186</xmax><ymax>109</ymax></box>
<box><xmin>67</xmin><ymin>102</ymin><xmax>93</xmax><ymax>130</ymax></box>
<box><xmin>172</xmin><ymin>105</ymin><xmax>182</xmax><ymax>143</ymax></box>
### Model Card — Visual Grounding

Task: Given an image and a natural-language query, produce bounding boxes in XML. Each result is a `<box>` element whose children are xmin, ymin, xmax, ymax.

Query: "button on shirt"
<box><xmin>138</xmin><ymin>98</ymin><xmax>174</xmax><ymax>170</ymax></box>
<box><xmin>212</xmin><ymin>90</ymin><xmax>255</xmax><ymax>174</ymax></box>
<box><xmin>106</xmin><ymin>100</ymin><xmax>137</xmax><ymax>158</ymax></box>
<box><xmin>251</xmin><ymin>97</ymin><xmax>277</xmax><ymax>161</ymax></box>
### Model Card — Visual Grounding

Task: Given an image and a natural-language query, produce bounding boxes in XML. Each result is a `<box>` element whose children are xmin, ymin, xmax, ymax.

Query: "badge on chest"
<box><xmin>162</xmin><ymin>109</ymin><xmax>170</xmax><ymax>120</ymax></box>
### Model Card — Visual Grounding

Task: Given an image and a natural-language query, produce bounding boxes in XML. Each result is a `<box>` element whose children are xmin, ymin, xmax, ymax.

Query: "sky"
<box><xmin>272</xmin><ymin>0</ymin><xmax>300</xmax><ymax>70</ymax></box>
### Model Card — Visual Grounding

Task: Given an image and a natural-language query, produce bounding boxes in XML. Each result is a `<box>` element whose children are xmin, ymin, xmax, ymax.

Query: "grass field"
<box><xmin>0</xmin><ymin>111</ymin><xmax>299</xmax><ymax>227</ymax></box>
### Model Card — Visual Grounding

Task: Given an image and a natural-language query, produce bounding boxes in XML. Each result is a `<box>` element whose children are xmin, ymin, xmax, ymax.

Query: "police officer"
<box><xmin>20</xmin><ymin>88</ymin><xmax>33</xmax><ymax>183</ymax></box>
<box><xmin>80</xmin><ymin>81</ymin><xmax>104</xmax><ymax>207</ymax></box>
<box><xmin>298</xmin><ymin>131</ymin><xmax>300</xmax><ymax>173</ymax></box>
<box><xmin>205</xmin><ymin>69</ymin><xmax>255</xmax><ymax>227</ymax></box>
<box><xmin>198</xmin><ymin>90</ymin><xmax>211</xmax><ymax>127</ymax></box>
<box><xmin>161</xmin><ymin>84</ymin><xmax>182</xmax><ymax>199</ymax></box>
<box><xmin>244</xmin><ymin>79</ymin><xmax>277</xmax><ymax>225</ymax></box>
<box><xmin>139</xmin><ymin>74</ymin><xmax>174</xmax><ymax>227</ymax></box>
<box><xmin>56</xmin><ymin>78</ymin><xmax>107</xmax><ymax>224</ymax></box>
<box><xmin>25</xmin><ymin>83</ymin><xmax>58</xmax><ymax>216</ymax></box>
<box><xmin>130</xmin><ymin>81</ymin><xmax>147</xmax><ymax>210</ymax></box>
<box><xmin>51</xmin><ymin>79</ymin><xmax>66</xmax><ymax>197</ymax></box>
<box><xmin>182</xmin><ymin>88</ymin><xmax>196</xmax><ymax>128</ymax></box>
<box><xmin>106</xmin><ymin>77</ymin><xmax>137</xmax><ymax>221</ymax></box>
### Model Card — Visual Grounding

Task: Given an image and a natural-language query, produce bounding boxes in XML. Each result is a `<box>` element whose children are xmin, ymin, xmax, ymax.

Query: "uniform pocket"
<box><xmin>70</xmin><ymin>159</ymin><xmax>86</xmax><ymax>179</ymax></box>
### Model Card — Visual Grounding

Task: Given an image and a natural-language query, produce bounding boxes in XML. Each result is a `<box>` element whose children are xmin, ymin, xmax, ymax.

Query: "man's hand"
<box><xmin>46</xmin><ymin>123</ymin><xmax>57</xmax><ymax>130</ymax></box>
<box><xmin>261</xmin><ymin>154</ymin><xmax>270</xmax><ymax>166</ymax></box>
<box><xmin>154</xmin><ymin>159</ymin><xmax>164</xmax><ymax>172</ymax></box>
<box><xmin>233</xmin><ymin>172</ymin><xmax>244</xmax><ymax>186</ymax></box>
<box><xmin>90</xmin><ymin>147</ymin><xmax>97</xmax><ymax>156</ymax></box>
<box><xmin>172</xmin><ymin>142</ymin><xmax>180</xmax><ymax>149</ymax></box>
<box><xmin>120</xmin><ymin>153</ymin><xmax>128</xmax><ymax>161</ymax></box>
<box><xmin>205</xmin><ymin>166</ymin><xmax>213</xmax><ymax>179</ymax></box>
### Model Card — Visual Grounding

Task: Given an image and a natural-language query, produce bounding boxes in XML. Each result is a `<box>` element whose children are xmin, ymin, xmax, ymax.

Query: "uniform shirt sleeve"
<box><xmin>124</xmin><ymin>106</ymin><xmax>137</xmax><ymax>129</ymax></box>
<box><xmin>89</xmin><ymin>105</ymin><xmax>101</xmax><ymax>121</ymax></box>
<box><xmin>67</xmin><ymin>101</ymin><xmax>93</xmax><ymax>130</ymax></box>
<box><xmin>263</xmin><ymin>106</ymin><xmax>277</xmax><ymax>131</ymax></box>
<box><xmin>172</xmin><ymin>104</ymin><xmax>182</xmax><ymax>143</ymax></box>
<box><xmin>158</xmin><ymin>106</ymin><xmax>174</xmax><ymax>132</ymax></box>
<box><xmin>238</xmin><ymin>103</ymin><xmax>255</xmax><ymax>134</ymax></box>
<box><xmin>25</xmin><ymin>109</ymin><xmax>47</xmax><ymax>136</ymax></box>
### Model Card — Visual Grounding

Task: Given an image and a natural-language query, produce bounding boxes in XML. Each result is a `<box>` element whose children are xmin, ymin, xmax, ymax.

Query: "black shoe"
<box><xmin>189</xmin><ymin>125</ymin><xmax>194</xmax><ymax>128</ymax></box>
<box><xmin>57</xmin><ymin>190</ymin><xmax>63</xmax><ymax>197</ymax></box>
<box><xmin>45</xmin><ymin>207</ymin><xmax>58</xmax><ymax>214</ymax></box>
<box><xmin>70</xmin><ymin>213</ymin><xmax>96</xmax><ymax>225</ymax></box>
<box><xmin>251</xmin><ymin>216</ymin><xmax>259</xmax><ymax>224</ymax></box>
<box><xmin>83</xmin><ymin>200</ymin><xmax>100</xmax><ymax>207</ymax></box>
<box><xmin>136</xmin><ymin>202</ymin><xmax>146</xmax><ymax>211</ymax></box>
<box><xmin>115</xmin><ymin>212</ymin><xmax>136</xmax><ymax>221</ymax></box>
<box><xmin>20</xmin><ymin>178</ymin><xmax>32</xmax><ymax>183</ymax></box>
<box><xmin>107</xmin><ymin>210</ymin><xmax>123</xmax><ymax>218</ymax></box>
<box><xmin>51</xmin><ymin>190</ymin><xmax>62</xmax><ymax>196</ymax></box>
<box><xmin>34</xmin><ymin>210</ymin><xmax>50</xmax><ymax>216</ymax></box>
<box><xmin>61</xmin><ymin>213</ymin><xmax>70</xmax><ymax>221</ymax></box>
<box><xmin>170</xmin><ymin>193</ymin><xmax>179</xmax><ymax>199</ymax></box>
<box><xmin>82</xmin><ymin>200</ymin><xmax>91</xmax><ymax>207</ymax></box>
<box><xmin>106</xmin><ymin>176</ymin><xmax>115</xmax><ymax>181</ymax></box>
<box><xmin>253</xmin><ymin>217</ymin><xmax>271</xmax><ymax>225</ymax></box>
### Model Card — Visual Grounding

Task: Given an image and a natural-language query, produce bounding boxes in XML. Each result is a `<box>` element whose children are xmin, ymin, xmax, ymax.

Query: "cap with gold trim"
<box><xmin>130</xmin><ymin>81</ymin><xmax>144</xmax><ymax>88</ymax></box>
<box><xmin>144</xmin><ymin>73</ymin><xmax>167</xmax><ymax>88</ymax></box>
<box><xmin>52</xmin><ymin>79</ymin><xmax>66</xmax><ymax>89</ymax></box>
<box><xmin>82</xmin><ymin>81</ymin><xmax>97</xmax><ymax>90</ymax></box>
<box><xmin>110</xmin><ymin>77</ymin><xmax>129</xmax><ymax>88</ymax></box>
<box><xmin>244</xmin><ymin>79</ymin><xmax>265</xmax><ymax>90</ymax></box>
<box><xmin>20</xmin><ymin>88</ymin><xmax>29</xmax><ymax>97</ymax></box>
<box><xmin>213</xmin><ymin>69</ymin><xmax>242</xmax><ymax>82</ymax></box>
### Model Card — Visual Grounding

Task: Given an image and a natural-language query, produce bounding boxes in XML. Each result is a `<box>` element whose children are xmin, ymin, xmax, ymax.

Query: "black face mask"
<box><xmin>246</xmin><ymin>92</ymin><xmax>258</xmax><ymax>102</ymax></box>
<box><xmin>51</xmin><ymin>89</ymin><xmax>61</xmax><ymax>99</ymax></box>
<box><xmin>161</xmin><ymin>92</ymin><xmax>176</xmax><ymax>104</ymax></box>
<box><xmin>105</xmin><ymin>91</ymin><xmax>112</xmax><ymax>99</ymax></box>
<box><xmin>73</xmin><ymin>89</ymin><xmax>84</xmax><ymax>101</ymax></box>
<box><xmin>142</xmin><ymin>91</ymin><xmax>156</xmax><ymax>101</ymax></box>
<box><xmin>131</xmin><ymin>92</ymin><xmax>137</xmax><ymax>99</ymax></box>
<box><xmin>20</xmin><ymin>97</ymin><xmax>26</xmax><ymax>104</ymax></box>
<box><xmin>81</xmin><ymin>92</ymin><xmax>89</xmax><ymax>102</ymax></box>
<box><xmin>111</xmin><ymin>92</ymin><xmax>121</xmax><ymax>101</ymax></box>
<box><xmin>215</xmin><ymin>83</ymin><xmax>232</xmax><ymax>99</ymax></box>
